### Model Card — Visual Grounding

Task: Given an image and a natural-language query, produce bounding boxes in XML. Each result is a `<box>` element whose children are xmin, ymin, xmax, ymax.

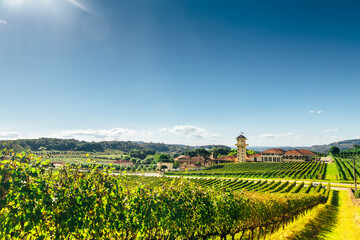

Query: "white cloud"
<box><xmin>247</xmin><ymin>132</ymin><xmax>309</xmax><ymax>146</ymax></box>
<box><xmin>0</xmin><ymin>19</ymin><xmax>7</xmax><ymax>25</ymax></box>
<box><xmin>257</xmin><ymin>132</ymin><xmax>295</xmax><ymax>139</ymax></box>
<box><xmin>0</xmin><ymin>131</ymin><xmax>20</xmax><ymax>139</ymax></box>
<box><xmin>168</xmin><ymin>125</ymin><xmax>219</xmax><ymax>139</ymax></box>
<box><xmin>158</xmin><ymin>128</ymin><xmax>168</xmax><ymax>132</ymax></box>
<box><xmin>323</xmin><ymin>135</ymin><xmax>344</xmax><ymax>143</ymax></box>
<box><xmin>50</xmin><ymin>128</ymin><xmax>138</xmax><ymax>142</ymax></box>
<box><xmin>323</xmin><ymin>128</ymin><xmax>338</xmax><ymax>133</ymax></box>
<box><xmin>308</xmin><ymin>110</ymin><xmax>322</xmax><ymax>114</ymax></box>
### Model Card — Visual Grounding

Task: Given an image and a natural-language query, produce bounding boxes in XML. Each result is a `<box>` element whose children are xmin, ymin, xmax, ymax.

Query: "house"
<box><xmin>261</xmin><ymin>148</ymin><xmax>286</xmax><ymax>162</ymax></box>
<box><xmin>174</xmin><ymin>155</ymin><xmax>212</xmax><ymax>169</ymax></box>
<box><xmin>260</xmin><ymin>148</ymin><xmax>317</xmax><ymax>162</ymax></box>
<box><xmin>283</xmin><ymin>149</ymin><xmax>318</xmax><ymax>162</ymax></box>
<box><xmin>212</xmin><ymin>155</ymin><xmax>237</xmax><ymax>164</ymax></box>
<box><xmin>179</xmin><ymin>163</ymin><xmax>203</xmax><ymax>171</ymax></box>
<box><xmin>174</xmin><ymin>154</ymin><xmax>236</xmax><ymax>169</ymax></box>
<box><xmin>247</xmin><ymin>153</ymin><xmax>262</xmax><ymax>162</ymax></box>
<box><xmin>233</xmin><ymin>134</ymin><xmax>317</xmax><ymax>162</ymax></box>
<box><xmin>156</xmin><ymin>162</ymin><xmax>174</xmax><ymax>171</ymax></box>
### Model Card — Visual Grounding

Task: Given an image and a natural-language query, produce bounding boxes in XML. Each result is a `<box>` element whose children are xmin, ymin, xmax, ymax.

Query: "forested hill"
<box><xmin>309</xmin><ymin>139</ymin><xmax>360</xmax><ymax>153</ymax></box>
<box><xmin>0</xmin><ymin>138</ymin><xmax>230</xmax><ymax>154</ymax></box>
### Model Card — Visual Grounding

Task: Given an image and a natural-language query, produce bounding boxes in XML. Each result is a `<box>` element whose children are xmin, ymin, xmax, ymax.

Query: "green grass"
<box><xmin>321</xmin><ymin>190</ymin><xmax>360</xmax><ymax>240</ymax></box>
<box><xmin>326</xmin><ymin>163</ymin><xmax>339</xmax><ymax>180</ymax></box>
<box><xmin>268</xmin><ymin>192</ymin><xmax>337</xmax><ymax>240</ymax></box>
<box><xmin>267</xmin><ymin>190</ymin><xmax>360</xmax><ymax>240</ymax></box>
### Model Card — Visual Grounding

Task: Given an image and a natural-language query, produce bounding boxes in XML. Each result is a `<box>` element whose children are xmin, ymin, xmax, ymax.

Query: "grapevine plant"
<box><xmin>0</xmin><ymin>151</ymin><xmax>327</xmax><ymax>239</ymax></box>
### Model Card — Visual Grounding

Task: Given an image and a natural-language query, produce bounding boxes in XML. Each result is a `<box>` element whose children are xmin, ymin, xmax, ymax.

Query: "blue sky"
<box><xmin>0</xmin><ymin>0</ymin><xmax>359</xmax><ymax>147</ymax></box>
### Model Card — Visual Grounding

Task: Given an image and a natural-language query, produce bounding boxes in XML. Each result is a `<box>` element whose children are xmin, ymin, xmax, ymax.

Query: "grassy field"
<box><xmin>267</xmin><ymin>190</ymin><xmax>360</xmax><ymax>240</ymax></box>
<box><xmin>37</xmin><ymin>150</ymin><xmax>129</xmax><ymax>164</ymax></box>
<box><xmin>325</xmin><ymin>163</ymin><xmax>339</xmax><ymax>180</ymax></box>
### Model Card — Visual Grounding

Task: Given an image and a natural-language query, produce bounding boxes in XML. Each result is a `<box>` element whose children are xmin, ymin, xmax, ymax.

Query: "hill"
<box><xmin>309</xmin><ymin>139</ymin><xmax>360</xmax><ymax>153</ymax></box>
<box><xmin>249</xmin><ymin>139</ymin><xmax>360</xmax><ymax>154</ymax></box>
<box><xmin>2</xmin><ymin>137</ymin><xmax>359</xmax><ymax>154</ymax></box>
<box><xmin>0</xmin><ymin>138</ymin><xmax>230</xmax><ymax>154</ymax></box>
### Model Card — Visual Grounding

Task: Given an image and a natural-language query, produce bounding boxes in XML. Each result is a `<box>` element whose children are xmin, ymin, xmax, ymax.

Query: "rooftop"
<box><xmin>285</xmin><ymin>149</ymin><xmax>317</xmax><ymax>156</ymax></box>
<box><xmin>261</xmin><ymin>148</ymin><xmax>286</xmax><ymax>154</ymax></box>
<box><xmin>236</xmin><ymin>134</ymin><xmax>247</xmax><ymax>139</ymax></box>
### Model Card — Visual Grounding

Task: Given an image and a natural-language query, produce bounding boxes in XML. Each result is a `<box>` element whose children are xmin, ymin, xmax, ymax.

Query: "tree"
<box><xmin>211</xmin><ymin>147</ymin><xmax>230</xmax><ymax>158</ymax></box>
<box><xmin>143</xmin><ymin>156</ymin><xmax>154</xmax><ymax>164</ymax></box>
<box><xmin>129</xmin><ymin>150</ymin><xmax>146</xmax><ymax>160</ymax></box>
<box><xmin>173</xmin><ymin>161</ymin><xmax>180</xmax><ymax>169</ymax></box>
<box><xmin>196</xmin><ymin>148</ymin><xmax>210</xmax><ymax>166</ymax></box>
<box><xmin>228</xmin><ymin>149</ymin><xmax>237</xmax><ymax>156</ymax></box>
<box><xmin>246</xmin><ymin>149</ymin><xmax>256</xmax><ymax>155</ymax></box>
<box><xmin>156</xmin><ymin>154</ymin><xmax>172</xmax><ymax>162</ymax></box>
<box><xmin>185</xmin><ymin>151</ymin><xmax>197</xmax><ymax>165</ymax></box>
<box><xmin>329</xmin><ymin>146</ymin><xmax>340</xmax><ymax>155</ymax></box>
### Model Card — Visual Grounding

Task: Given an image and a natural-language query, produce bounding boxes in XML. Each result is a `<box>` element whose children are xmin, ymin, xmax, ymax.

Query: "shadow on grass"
<box><xmin>288</xmin><ymin>191</ymin><xmax>339</xmax><ymax>240</ymax></box>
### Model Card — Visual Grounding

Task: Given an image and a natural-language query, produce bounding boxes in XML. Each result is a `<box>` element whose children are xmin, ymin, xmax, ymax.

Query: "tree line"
<box><xmin>0</xmin><ymin>138</ymin><xmax>230</xmax><ymax>154</ymax></box>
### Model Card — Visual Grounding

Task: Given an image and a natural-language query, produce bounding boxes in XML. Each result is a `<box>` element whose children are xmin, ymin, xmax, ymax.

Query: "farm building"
<box><xmin>260</xmin><ymin>148</ymin><xmax>286</xmax><ymax>162</ymax></box>
<box><xmin>235</xmin><ymin>134</ymin><xmax>317</xmax><ymax>162</ymax></box>
<box><xmin>246</xmin><ymin>149</ymin><xmax>318</xmax><ymax>163</ymax></box>
<box><xmin>283</xmin><ymin>149</ymin><xmax>318</xmax><ymax>161</ymax></box>
<box><xmin>174</xmin><ymin>154</ymin><xmax>236</xmax><ymax>169</ymax></box>
<box><xmin>247</xmin><ymin>153</ymin><xmax>262</xmax><ymax>162</ymax></box>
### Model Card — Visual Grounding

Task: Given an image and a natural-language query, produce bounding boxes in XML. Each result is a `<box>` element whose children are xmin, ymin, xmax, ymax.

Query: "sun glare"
<box><xmin>3</xmin><ymin>0</ymin><xmax>91</xmax><ymax>14</ymax></box>
<box><xmin>4</xmin><ymin>0</ymin><xmax>25</xmax><ymax>8</ymax></box>
<box><xmin>3</xmin><ymin>0</ymin><xmax>55</xmax><ymax>8</ymax></box>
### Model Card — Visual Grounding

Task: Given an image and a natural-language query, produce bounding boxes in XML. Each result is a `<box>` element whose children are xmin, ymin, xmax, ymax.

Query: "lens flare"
<box><xmin>3</xmin><ymin>0</ymin><xmax>25</xmax><ymax>8</ymax></box>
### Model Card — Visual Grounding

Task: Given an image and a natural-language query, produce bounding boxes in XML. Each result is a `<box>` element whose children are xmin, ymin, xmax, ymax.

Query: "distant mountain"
<box><xmin>3</xmin><ymin>137</ymin><xmax>359</xmax><ymax>155</ymax></box>
<box><xmin>248</xmin><ymin>146</ymin><xmax>307</xmax><ymax>152</ymax></box>
<box><xmin>309</xmin><ymin>139</ymin><xmax>360</xmax><ymax>153</ymax></box>
<box><xmin>194</xmin><ymin>145</ymin><xmax>231</xmax><ymax>150</ymax></box>
<box><xmin>248</xmin><ymin>139</ymin><xmax>360</xmax><ymax>154</ymax></box>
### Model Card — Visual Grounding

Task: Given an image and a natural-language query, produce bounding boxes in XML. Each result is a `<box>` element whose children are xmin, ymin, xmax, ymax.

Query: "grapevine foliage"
<box><xmin>0</xmin><ymin>151</ymin><xmax>327</xmax><ymax>239</ymax></box>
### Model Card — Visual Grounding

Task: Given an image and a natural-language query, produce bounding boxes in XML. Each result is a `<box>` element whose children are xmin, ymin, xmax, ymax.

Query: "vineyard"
<box><xmin>0</xmin><ymin>152</ymin><xmax>331</xmax><ymax>239</ymax></box>
<box><xmin>334</xmin><ymin>157</ymin><xmax>360</xmax><ymax>181</ymax></box>
<box><xmin>128</xmin><ymin>175</ymin><xmax>328</xmax><ymax>195</ymax></box>
<box><xmin>167</xmin><ymin>162</ymin><xmax>327</xmax><ymax>180</ymax></box>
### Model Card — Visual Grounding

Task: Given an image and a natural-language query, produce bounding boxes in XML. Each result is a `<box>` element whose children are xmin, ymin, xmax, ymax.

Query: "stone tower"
<box><xmin>235</xmin><ymin>134</ymin><xmax>248</xmax><ymax>163</ymax></box>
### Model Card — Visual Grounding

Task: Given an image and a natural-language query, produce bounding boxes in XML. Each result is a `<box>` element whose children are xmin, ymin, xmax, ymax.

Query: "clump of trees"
<box><xmin>0</xmin><ymin>138</ymin><xmax>232</xmax><ymax>155</ymax></box>
<box><xmin>329</xmin><ymin>146</ymin><xmax>340</xmax><ymax>156</ymax></box>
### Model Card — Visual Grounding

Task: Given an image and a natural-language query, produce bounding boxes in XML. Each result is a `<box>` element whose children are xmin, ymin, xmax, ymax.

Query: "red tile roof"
<box><xmin>179</xmin><ymin>163</ymin><xmax>202</xmax><ymax>169</ymax></box>
<box><xmin>187</xmin><ymin>164</ymin><xmax>202</xmax><ymax>167</ymax></box>
<box><xmin>249</xmin><ymin>153</ymin><xmax>262</xmax><ymax>158</ymax></box>
<box><xmin>213</xmin><ymin>155</ymin><xmax>236</xmax><ymax>161</ymax></box>
<box><xmin>285</xmin><ymin>149</ymin><xmax>317</xmax><ymax>156</ymax></box>
<box><xmin>262</xmin><ymin>148</ymin><xmax>286</xmax><ymax>154</ymax></box>
<box><xmin>174</xmin><ymin>155</ymin><xmax>209</xmax><ymax>163</ymax></box>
